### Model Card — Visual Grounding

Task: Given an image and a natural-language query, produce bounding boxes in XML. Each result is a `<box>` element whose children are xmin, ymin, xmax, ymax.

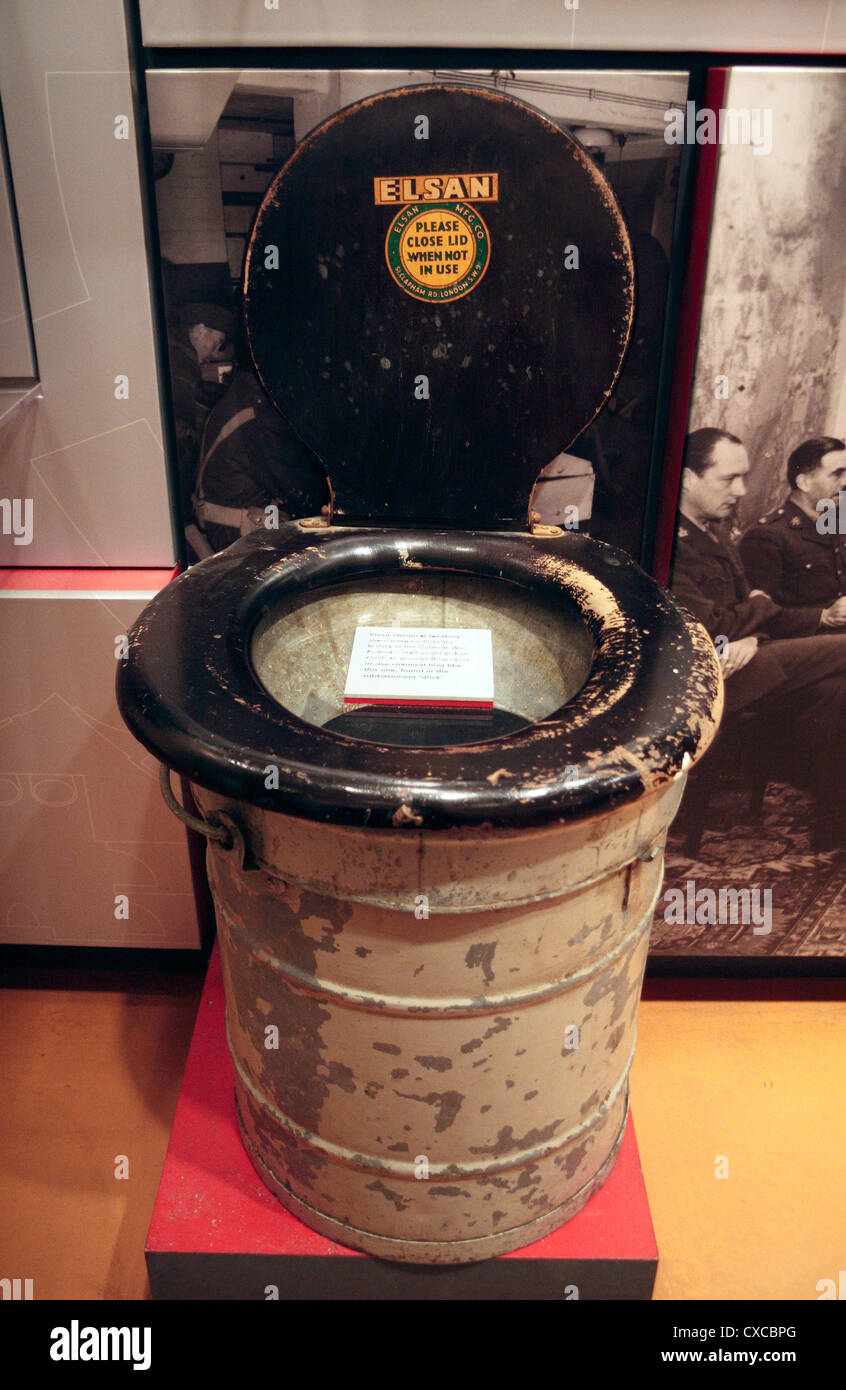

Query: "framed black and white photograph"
<box><xmin>142</xmin><ymin>64</ymin><xmax>693</xmax><ymax>569</ymax></box>
<box><xmin>652</xmin><ymin>68</ymin><xmax>846</xmax><ymax>968</ymax></box>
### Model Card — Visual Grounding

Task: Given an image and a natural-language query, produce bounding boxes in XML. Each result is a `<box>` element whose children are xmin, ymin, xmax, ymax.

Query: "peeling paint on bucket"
<box><xmin>192</xmin><ymin>773</ymin><xmax>685</xmax><ymax>1263</ymax></box>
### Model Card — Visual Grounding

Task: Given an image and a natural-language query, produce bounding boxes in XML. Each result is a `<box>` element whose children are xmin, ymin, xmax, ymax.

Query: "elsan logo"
<box><xmin>50</xmin><ymin>1321</ymin><xmax>151</xmax><ymax>1372</ymax></box>
<box><xmin>374</xmin><ymin>173</ymin><xmax>499</xmax><ymax>205</ymax></box>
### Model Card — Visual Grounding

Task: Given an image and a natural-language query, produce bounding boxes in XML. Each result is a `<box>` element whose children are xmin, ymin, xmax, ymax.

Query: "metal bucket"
<box><xmin>188</xmin><ymin>771</ymin><xmax>684</xmax><ymax>1264</ymax></box>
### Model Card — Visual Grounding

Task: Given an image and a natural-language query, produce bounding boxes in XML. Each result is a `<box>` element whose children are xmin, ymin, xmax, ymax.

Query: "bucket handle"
<box><xmin>159</xmin><ymin>764</ymin><xmax>233</xmax><ymax>848</ymax></box>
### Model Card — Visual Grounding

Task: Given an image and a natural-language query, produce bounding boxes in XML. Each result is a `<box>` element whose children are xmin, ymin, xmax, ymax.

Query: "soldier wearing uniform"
<box><xmin>672</xmin><ymin>428</ymin><xmax>846</xmax><ymax>849</ymax></box>
<box><xmin>739</xmin><ymin>437</ymin><xmax>846</xmax><ymax>613</ymax></box>
<box><xmin>168</xmin><ymin>302</ymin><xmax>236</xmax><ymax>522</ymax></box>
<box><xmin>187</xmin><ymin>368</ymin><xmax>330</xmax><ymax>558</ymax></box>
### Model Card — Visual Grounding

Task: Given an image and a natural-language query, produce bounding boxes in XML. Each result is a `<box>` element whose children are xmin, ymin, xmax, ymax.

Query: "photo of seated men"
<box><xmin>739</xmin><ymin>437</ymin><xmax>846</xmax><ymax>610</ymax></box>
<box><xmin>670</xmin><ymin>427</ymin><xmax>846</xmax><ymax>859</ymax></box>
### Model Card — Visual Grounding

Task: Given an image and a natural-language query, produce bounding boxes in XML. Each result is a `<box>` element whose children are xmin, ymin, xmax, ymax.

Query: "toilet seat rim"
<box><xmin>117</xmin><ymin>524</ymin><xmax>722</xmax><ymax>830</ymax></box>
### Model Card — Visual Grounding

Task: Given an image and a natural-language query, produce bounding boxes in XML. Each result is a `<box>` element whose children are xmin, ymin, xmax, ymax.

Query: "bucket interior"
<box><xmin>249</xmin><ymin>571</ymin><xmax>594</xmax><ymax>747</ymax></box>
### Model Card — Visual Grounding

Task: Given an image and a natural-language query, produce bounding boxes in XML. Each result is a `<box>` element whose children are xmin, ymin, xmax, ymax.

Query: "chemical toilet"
<box><xmin>118</xmin><ymin>84</ymin><xmax>722</xmax><ymax>1264</ymax></box>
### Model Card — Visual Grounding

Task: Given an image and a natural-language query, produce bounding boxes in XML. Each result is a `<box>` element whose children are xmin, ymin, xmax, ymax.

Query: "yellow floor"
<box><xmin>0</xmin><ymin>966</ymin><xmax>842</xmax><ymax>1300</ymax></box>
<box><xmin>635</xmin><ymin>978</ymin><xmax>846</xmax><ymax>1302</ymax></box>
<box><xmin>0</xmin><ymin>966</ymin><xmax>203</xmax><ymax>1301</ymax></box>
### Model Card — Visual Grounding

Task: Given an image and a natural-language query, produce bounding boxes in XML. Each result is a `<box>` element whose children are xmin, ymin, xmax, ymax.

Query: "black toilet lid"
<box><xmin>243</xmin><ymin>84</ymin><xmax>634</xmax><ymax>530</ymax></box>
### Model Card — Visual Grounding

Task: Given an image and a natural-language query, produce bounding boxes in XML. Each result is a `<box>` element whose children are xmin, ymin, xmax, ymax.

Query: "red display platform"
<box><xmin>147</xmin><ymin>945</ymin><xmax>658</xmax><ymax>1300</ymax></box>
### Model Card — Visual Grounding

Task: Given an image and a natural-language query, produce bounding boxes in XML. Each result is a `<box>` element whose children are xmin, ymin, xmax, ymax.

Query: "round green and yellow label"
<box><xmin>385</xmin><ymin>201</ymin><xmax>490</xmax><ymax>303</ymax></box>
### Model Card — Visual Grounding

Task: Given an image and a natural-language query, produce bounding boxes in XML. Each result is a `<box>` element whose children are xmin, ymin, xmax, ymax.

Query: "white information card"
<box><xmin>344</xmin><ymin>626</ymin><xmax>494</xmax><ymax>707</ymax></box>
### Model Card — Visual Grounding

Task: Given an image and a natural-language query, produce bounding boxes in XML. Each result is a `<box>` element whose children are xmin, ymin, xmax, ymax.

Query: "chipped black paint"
<box><xmin>394</xmin><ymin>1089</ymin><xmax>465</xmax><ymax>1133</ymax></box>
<box><xmin>235</xmin><ymin>1083</ymin><xmax>327</xmax><ymax>1193</ymax></box>
<box><xmin>365</xmin><ymin>1179</ymin><xmax>411</xmax><ymax>1212</ymax></box>
<box><xmin>415</xmin><ymin>1056</ymin><xmax>453</xmax><ymax>1072</ymax></box>
<box><xmin>325</xmin><ymin>1060</ymin><xmax>357</xmax><ymax>1094</ymax></box>
<box><xmin>219</xmin><ymin>915</ymin><xmax>333</xmax><ymax>1137</ymax></box>
<box><xmin>465</xmin><ymin>942</ymin><xmax>497</xmax><ymax>985</ymax></box>
<box><xmin>469</xmin><ymin>1119</ymin><xmax>563</xmax><ymax>1157</ymax></box>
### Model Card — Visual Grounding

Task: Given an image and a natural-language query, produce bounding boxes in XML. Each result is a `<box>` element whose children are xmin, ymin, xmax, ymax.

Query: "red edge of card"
<box><xmin>342</xmin><ymin>698</ymin><xmax>495</xmax><ymax>708</ymax></box>
<box><xmin>148</xmin><ymin>944</ymin><xmax>657</xmax><ymax>1264</ymax></box>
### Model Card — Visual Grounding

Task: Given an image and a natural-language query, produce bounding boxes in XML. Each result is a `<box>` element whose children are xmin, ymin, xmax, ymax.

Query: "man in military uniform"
<box><xmin>672</xmin><ymin>428</ymin><xmax>846</xmax><ymax>848</ymax></box>
<box><xmin>187</xmin><ymin>368</ymin><xmax>330</xmax><ymax>558</ymax></box>
<box><xmin>168</xmin><ymin>302</ymin><xmax>236</xmax><ymax>520</ymax></box>
<box><xmin>739</xmin><ymin>436</ymin><xmax>846</xmax><ymax>613</ymax></box>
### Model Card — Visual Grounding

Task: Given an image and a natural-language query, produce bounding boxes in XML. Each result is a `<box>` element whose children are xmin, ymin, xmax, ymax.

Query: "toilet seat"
<box><xmin>120</xmin><ymin>521</ymin><xmax>721</xmax><ymax>829</ymax></box>
<box><xmin>119</xmin><ymin>83</ymin><xmax>722</xmax><ymax>829</ymax></box>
